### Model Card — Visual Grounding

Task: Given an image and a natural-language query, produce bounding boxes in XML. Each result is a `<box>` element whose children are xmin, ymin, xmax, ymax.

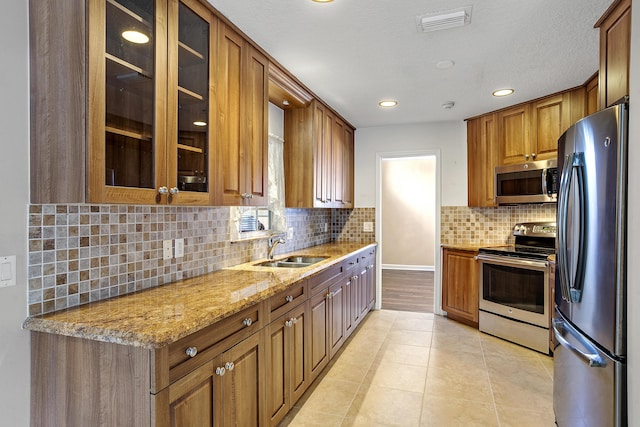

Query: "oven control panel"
<box><xmin>513</xmin><ymin>222</ymin><xmax>556</xmax><ymax>238</ymax></box>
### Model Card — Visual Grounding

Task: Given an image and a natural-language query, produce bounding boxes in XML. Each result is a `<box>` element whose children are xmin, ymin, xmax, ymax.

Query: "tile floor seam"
<box><xmin>479</xmin><ymin>331</ymin><xmax>503</xmax><ymax>427</ymax></box>
<box><xmin>417</xmin><ymin>319</ymin><xmax>435</xmax><ymax>426</ymax></box>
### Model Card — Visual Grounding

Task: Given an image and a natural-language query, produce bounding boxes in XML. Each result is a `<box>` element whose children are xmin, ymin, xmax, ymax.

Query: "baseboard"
<box><xmin>381</xmin><ymin>264</ymin><xmax>435</xmax><ymax>272</ymax></box>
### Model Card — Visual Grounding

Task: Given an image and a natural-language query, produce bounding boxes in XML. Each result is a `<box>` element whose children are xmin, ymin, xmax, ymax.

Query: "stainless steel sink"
<box><xmin>255</xmin><ymin>255</ymin><xmax>329</xmax><ymax>268</ymax></box>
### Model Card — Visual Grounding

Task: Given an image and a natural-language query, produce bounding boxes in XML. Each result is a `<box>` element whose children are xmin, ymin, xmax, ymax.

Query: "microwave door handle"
<box><xmin>542</xmin><ymin>168</ymin><xmax>548</xmax><ymax>196</ymax></box>
<box><xmin>552</xmin><ymin>317</ymin><xmax>606</xmax><ymax>368</ymax></box>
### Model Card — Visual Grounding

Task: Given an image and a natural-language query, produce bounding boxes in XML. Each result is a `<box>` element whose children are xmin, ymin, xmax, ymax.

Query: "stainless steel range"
<box><xmin>476</xmin><ymin>221</ymin><xmax>556</xmax><ymax>354</ymax></box>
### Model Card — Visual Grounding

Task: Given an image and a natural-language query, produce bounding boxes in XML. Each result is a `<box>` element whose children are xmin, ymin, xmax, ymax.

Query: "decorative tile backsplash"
<box><xmin>440</xmin><ymin>204</ymin><xmax>556</xmax><ymax>246</ymax></box>
<box><xmin>26</xmin><ymin>205</ymin><xmax>374</xmax><ymax>316</ymax></box>
<box><xmin>333</xmin><ymin>208</ymin><xmax>376</xmax><ymax>242</ymax></box>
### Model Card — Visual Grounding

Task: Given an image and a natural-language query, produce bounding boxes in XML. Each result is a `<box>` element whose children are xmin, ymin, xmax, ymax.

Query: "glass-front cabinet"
<box><xmin>89</xmin><ymin>0</ymin><xmax>215</xmax><ymax>204</ymax></box>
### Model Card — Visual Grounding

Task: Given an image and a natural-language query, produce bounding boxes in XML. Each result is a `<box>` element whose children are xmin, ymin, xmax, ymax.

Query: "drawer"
<box><xmin>309</xmin><ymin>263</ymin><xmax>343</xmax><ymax>295</ymax></box>
<box><xmin>267</xmin><ymin>280</ymin><xmax>308</xmax><ymax>322</ymax></box>
<box><xmin>168</xmin><ymin>302</ymin><xmax>264</xmax><ymax>383</ymax></box>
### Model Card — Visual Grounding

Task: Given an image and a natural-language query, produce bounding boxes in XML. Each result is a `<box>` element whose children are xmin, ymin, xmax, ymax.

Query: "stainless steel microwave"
<box><xmin>494</xmin><ymin>159</ymin><xmax>558</xmax><ymax>205</ymax></box>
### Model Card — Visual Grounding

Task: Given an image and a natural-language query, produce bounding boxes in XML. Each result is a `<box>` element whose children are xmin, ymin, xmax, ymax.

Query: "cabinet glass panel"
<box><xmin>104</xmin><ymin>0</ymin><xmax>155</xmax><ymax>188</ymax></box>
<box><xmin>176</xmin><ymin>2</ymin><xmax>210</xmax><ymax>193</ymax></box>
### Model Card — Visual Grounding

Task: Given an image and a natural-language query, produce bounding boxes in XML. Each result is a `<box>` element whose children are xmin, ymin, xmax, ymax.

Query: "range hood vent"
<box><xmin>416</xmin><ymin>6</ymin><xmax>472</xmax><ymax>33</ymax></box>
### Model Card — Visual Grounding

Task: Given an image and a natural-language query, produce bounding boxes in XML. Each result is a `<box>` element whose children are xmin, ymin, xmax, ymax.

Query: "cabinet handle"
<box><xmin>285</xmin><ymin>320</ymin><xmax>293</xmax><ymax>327</ymax></box>
<box><xmin>241</xmin><ymin>193</ymin><xmax>254</xmax><ymax>199</ymax></box>
<box><xmin>326</xmin><ymin>291</ymin><xmax>333</xmax><ymax>299</ymax></box>
<box><xmin>349</xmin><ymin>261</ymin><xmax>356</xmax><ymax>265</ymax></box>
<box><xmin>185</xmin><ymin>346</ymin><xmax>198</xmax><ymax>358</ymax></box>
<box><xmin>158</xmin><ymin>186</ymin><xmax>168</xmax><ymax>195</ymax></box>
<box><xmin>352</xmin><ymin>275</ymin><xmax>358</xmax><ymax>281</ymax></box>
<box><xmin>525</xmin><ymin>154</ymin><xmax>530</xmax><ymax>160</ymax></box>
<box><xmin>285</xmin><ymin>295</ymin><xmax>294</xmax><ymax>303</ymax></box>
<box><xmin>531</xmin><ymin>153</ymin><xmax>537</xmax><ymax>159</ymax></box>
<box><xmin>290</xmin><ymin>317</ymin><xmax>297</xmax><ymax>324</ymax></box>
<box><xmin>225</xmin><ymin>362</ymin><xmax>235</xmax><ymax>371</ymax></box>
<box><xmin>215</xmin><ymin>367</ymin><xmax>226</xmax><ymax>376</ymax></box>
<box><xmin>169</xmin><ymin>187</ymin><xmax>179</xmax><ymax>195</ymax></box>
<box><xmin>369</xmin><ymin>264</ymin><xmax>374</xmax><ymax>269</ymax></box>
<box><xmin>243</xmin><ymin>318</ymin><xmax>253</xmax><ymax>327</ymax></box>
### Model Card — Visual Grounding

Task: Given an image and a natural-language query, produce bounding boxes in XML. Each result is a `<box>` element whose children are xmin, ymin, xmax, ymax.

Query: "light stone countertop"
<box><xmin>23</xmin><ymin>241</ymin><xmax>377</xmax><ymax>349</ymax></box>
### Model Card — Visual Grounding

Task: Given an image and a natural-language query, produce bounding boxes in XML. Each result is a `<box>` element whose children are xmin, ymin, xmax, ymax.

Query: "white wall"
<box><xmin>0</xmin><ymin>0</ymin><xmax>30</xmax><ymax>425</ymax></box>
<box><xmin>354</xmin><ymin>121</ymin><xmax>467</xmax><ymax>208</ymax></box>
<box><xmin>626</xmin><ymin>3</ymin><xmax>639</xmax><ymax>424</ymax></box>
<box><xmin>381</xmin><ymin>157</ymin><xmax>436</xmax><ymax>267</ymax></box>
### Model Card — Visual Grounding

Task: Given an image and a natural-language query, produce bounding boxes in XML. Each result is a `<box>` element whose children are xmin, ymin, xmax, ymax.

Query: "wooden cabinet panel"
<box><xmin>167</xmin><ymin>359</ymin><xmax>217</xmax><ymax>427</ymax></box>
<box><xmin>531</xmin><ymin>93</ymin><xmax>570</xmax><ymax>161</ymax></box>
<box><xmin>586</xmin><ymin>73</ymin><xmax>599</xmax><ymax>116</ymax></box>
<box><xmin>467</xmin><ymin>113</ymin><xmax>498</xmax><ymax>207</ymax></box>
<box><xmin>309</xmin><ymin>288</ymin><xmax>330</xmax><ymax>382</ymax></box>
<box><xmin>498</xmin><ymin>104</ymin><xmax>531</xmax><ymax>165</ymax></box>
<box><xmin>441</xmin><ymin>248</ymin><xmax>479</xmax><ymax>327</ymax></box>
<box><xmin>284</xmin><ymin>100</ymin><xmax>355</xmax><ymax>208</ymax></box>
<box><xmin>597</xmin><ymin>0</ymin><xmax>631</xmax><ymax>108</ymax></box>
<box><xmin>328</xmin><ymin>279</ymin><xmax>345</xmax><ymax>358</ymax></box>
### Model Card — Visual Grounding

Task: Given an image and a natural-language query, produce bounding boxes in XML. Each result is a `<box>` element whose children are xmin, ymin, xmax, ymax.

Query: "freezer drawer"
<box><xmin>553</xmin><ymin>311</ymin><xmax>626</xmax><ymax>426</ymax></box>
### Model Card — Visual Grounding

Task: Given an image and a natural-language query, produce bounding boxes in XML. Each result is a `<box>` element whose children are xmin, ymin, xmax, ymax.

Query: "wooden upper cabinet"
<box><xmin>284</xmin><ymin>100</ymin><xmax>354</xmax><ymax>208</ymax></box>
<box><xmin>596</xmin><ymin>0</ymin><xmax>631</xmax><ymax>109</ymax></box>
<box><xmin>530</xmin><ymin>93</ymin><xmax>571</xmax><ymax>161</ymax></box>
<box><xmin>585</xmin><ymin>73</ymin><xmax>599</xmax><ymax>116</ymax></box>
<box><xmin>498</xmin><ymin>104</ymin><xmax>531</xmax><ymax>164</ymax></box>
<box><xmin>31</xmin><ymin>0</ymin><xmax>224</xmax><ymax>205</ymax></box>
<box><xmin>467</xmin><ymin>114</ymin><xmax>498</xmax><ymax>207</ymax></box>
<box><xmin>216</xmin><ymin>24</ymin><xmax>268</xmax><ymax>206</ymax></box>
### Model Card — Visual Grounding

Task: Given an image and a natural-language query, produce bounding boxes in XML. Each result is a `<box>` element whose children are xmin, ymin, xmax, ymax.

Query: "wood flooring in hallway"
<box><xmin>381</xmin><ymin>270</ymin><xmax>434</xmax><ymax>313</ymax></box>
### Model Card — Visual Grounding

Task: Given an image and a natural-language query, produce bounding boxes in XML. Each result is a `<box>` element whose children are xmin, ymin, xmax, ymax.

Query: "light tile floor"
<box><xmin>279</xmin><ymin>310</ymin><xmax>555</xmax><ymax>427</ymax></box>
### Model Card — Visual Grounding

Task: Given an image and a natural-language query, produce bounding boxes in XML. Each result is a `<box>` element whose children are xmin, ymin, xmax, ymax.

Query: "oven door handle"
<box><xmin>475</xmin><ymin>254</ymin><xmax>548</xmax><ymax>269</ymax></box>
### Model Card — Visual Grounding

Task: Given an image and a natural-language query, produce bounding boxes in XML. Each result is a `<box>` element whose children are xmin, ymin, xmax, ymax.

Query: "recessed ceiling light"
<box><xmin>378</xmin><ymin>100</ymin><xmax>398</xmax><ymax>108</ymax></box>
<box><xmin>312</xmin><ymin>0</ymin><xmax>334</xmax><ymax>2</ymax></box>
<box><xmin>193</xmin><ymin>121</ymin><xmax>207</xmax><ymax>127</ymax></box>
<box><xmin>441</xmin><ymin>101</ymin><xmax>455</xmax><ymax>109</ymax></box>
<box><xmin>122</xmin><ymin>30</ymin><xmax>150</xmax><ymax>44</ymax></box>
<box><xmin>436</xmin><ymin>60</ymin><xmax>455</xmax><ymax>70</ymax></box>
<box><xmin>492</xmin><ymin>88</ymin><xmax>515</xmax><ymax>97</ymax></box>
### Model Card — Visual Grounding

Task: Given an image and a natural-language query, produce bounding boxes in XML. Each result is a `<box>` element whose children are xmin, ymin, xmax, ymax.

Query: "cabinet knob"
<box><xmin>225</xmin><ymin>362</ymin><xmax>235</xmax><ymax>371</ymax></box>
<box><xmin>524</xmin><ymin>154</ymin><xmax>530</xmax><ymax>160</ymax></box>
<box><xmin>243</xmin><ymin>318</ymin><xmax>253</xmax><ymax>327</ymax></box>
<box><xmin>185</xmin><ymin>346</ymin><xmax>198</xmax><ymax>358</ymax></box>
<box><xmin>285</xmin><ymin>295</ymin><xmax>294</xmax><ymax>303</ymax></box>
<box><xmin>241</xmin><ymin>193</ymin><xmax>254</xmax><ymax>200</ymax></box>
<box><xmin>352</xmin><ymin>275</ymin><xmax>358</xmax><ymax>281</ymax></box>
<box><xmin>285</xmin><ymin>320</ymin><xmax>293</xmax><ymax>327</ymax></box>
<box><xmin>169</xmin><ymin>187</ymin><xmax>179</xmax><ymax>195</ymax></box>
<box><xmin>158</xmin><ymin>186</ymin><xmax>168</xmax><ymax>195</ymax></box>
<box><xmin>531</xmin><ymin>153</ymin><xmax>537</xmax><ymax>159</ymax></box>
<box><xmin>215</xmin><ymin>367</ymin><xmax>226</xmax><ymax>376</ymax></box>
<box><xmin>290</xmin><ymin>317</ymin><xmax>297</xmax><ymax>324</ymax></box>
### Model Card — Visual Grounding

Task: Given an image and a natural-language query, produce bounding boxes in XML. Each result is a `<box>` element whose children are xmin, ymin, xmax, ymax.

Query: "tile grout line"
<box><xmin>479</xmin><ymin>334</ymin><xmax>503</xmax><ymax>427</ymax></box>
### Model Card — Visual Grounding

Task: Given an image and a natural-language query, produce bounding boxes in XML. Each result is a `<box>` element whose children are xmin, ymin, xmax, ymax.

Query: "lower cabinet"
<box><xmin>165</xmin><ymin>330</ymin><xmax>265</xmax><ymax>427</ymax></box>
<box><xmin>30</xmin><ymin>245</ymin><xmax>378</xmax><ymax>426</ymax></box>
<box><xmin>266</xmin><ymin>301</ymin><xmax>309</xmax><ymax>426</ymax></box>
<box><xmin>441</xmin><ymin>247</ymin><xmax>479</xmax><ymax>327</ymax></box>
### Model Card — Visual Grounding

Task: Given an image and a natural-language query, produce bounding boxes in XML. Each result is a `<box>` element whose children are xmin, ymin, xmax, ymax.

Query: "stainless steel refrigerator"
<box><xmin>554</xmin><ymin>102</ymin><xmax>628</xmax><ymax>426</ymax></box>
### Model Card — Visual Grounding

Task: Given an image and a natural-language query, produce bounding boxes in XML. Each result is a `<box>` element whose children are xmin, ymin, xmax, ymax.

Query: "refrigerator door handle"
<box><xmin>557</xmin><ymin>152</ymin><xmax>586</xmax><ymax>303</ymax></box>
<box><xmin>552</xmin><ymin>317</ymin><xmax>606</xmax><ymax>368</ymax></box>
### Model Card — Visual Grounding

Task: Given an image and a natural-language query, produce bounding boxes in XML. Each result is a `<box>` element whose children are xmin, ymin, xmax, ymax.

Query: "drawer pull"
<box><xmin>349</xmin><ymin>261</ymin><xmax>356</xmax><ymax>265</ymax></box>
<box><xmin>285</xmin><ymin>317</ymin><xmax>298</xmax><ymax>327</ymax></box>
<box><xmin>215</xmin><ymin>367</ymin><xmax>226</xmax><ymax>376</ymax></box>
<box><xmin>225</xmin><ymin>362</ymin><xmax>235</xmax><ymax>371</ymax></box>
<box><xmin>185</xmin><ymin>346</ymin><xmax>198</xmax><ymax>358</ymax></box>
<box><xmin>243</xmin><ymin>318</ymin><xmax>253</xmax><ymax>327</ymax></box>
<box><xmin>285</xmin><ymin>295</ymin><xmax>294</xmax><ymax>303</ymax></box>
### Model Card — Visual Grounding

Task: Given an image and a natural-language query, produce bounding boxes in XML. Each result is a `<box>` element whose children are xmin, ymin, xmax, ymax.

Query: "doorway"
<box><xmin>376</xmin><ymin>152</ymin><xmax>441</xmax><ymax>314</ymax></box>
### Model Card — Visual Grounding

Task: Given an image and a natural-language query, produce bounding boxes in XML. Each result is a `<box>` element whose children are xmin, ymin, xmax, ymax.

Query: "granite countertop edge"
<box><xmin>23</xmin><ymin>241</ymin><xmax>377</xmax><ymax>349</ymax></box>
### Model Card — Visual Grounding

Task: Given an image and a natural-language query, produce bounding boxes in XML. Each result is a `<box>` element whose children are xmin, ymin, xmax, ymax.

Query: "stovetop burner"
<box><xmin>478</xmin><ymin>221</ymin><xmax>556</xmax><ymax>260</ymax></box>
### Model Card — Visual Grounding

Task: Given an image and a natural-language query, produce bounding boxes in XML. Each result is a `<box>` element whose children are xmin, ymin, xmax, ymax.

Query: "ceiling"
<box><xmin>206</xmin><ymin>0</ymin><xmax>612</xmax><ymax>128</ymax></box>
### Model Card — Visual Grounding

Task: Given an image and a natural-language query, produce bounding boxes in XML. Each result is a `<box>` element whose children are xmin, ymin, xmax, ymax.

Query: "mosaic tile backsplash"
<box><xmin>27</xmin><ymin>205</ymin><xmax>374</xmax><ymax>316</ymax></box>
<box><xmin>440</xmin><ymin>204</ymin><xmax>557</xmax><ymax>246</ymax></box>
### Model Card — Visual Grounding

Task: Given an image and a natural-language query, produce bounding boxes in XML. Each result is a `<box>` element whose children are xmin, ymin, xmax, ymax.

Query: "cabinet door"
<box><xmin>597</xmin><ymin>0</ymin><xmax>631</xmax><ymax>108</ymax></box>
<box><xmin>358</xmin><ymin>265</ymin><xmax>369</xmax><ymax>319</ymax></box>
<box><xmin>467</xmin><ymin>114</ymin><xmax>497</xmax><ymax>207</ymax></box>
<box><xmin>332</xmin><ymin>118</ymin><xmax>346</xmax><ymax>207</ymax></box>
<box><xmin>309</xmin><ymin>289</ymin><xmax>330</xmax><ymax>381</ymax></box>
<box><xmin>217</xmin><ymin>24</ymin><xmax>244</xmax><ymax>205</ymax></box>
<box><xmin>366</xmin><ymin>257</ymin><xmax>376</xmax><ymax>310</ymax></box>
<box><xmin>531</xmin><ymin>94</ymin><xmax>569</xmax><ymax>161</ymax></box>
<box><xmin>328</xmin><ymin>280</ymin><xmax>345</xmax><ymax>358</ymax></box>
<box><xmin>343</xmin><ymin>275</ymin><xmax>354</xmax><ymax>338</ymax></box>
<box><xmin>586</xmin><ymin>74</ymin><xmax>599</xmax><ymax>115</ymax></box>
<box><xmin>242</xmin><ymin>46</ymin><xmax>269</xmax><ymax>206</ymax></box>
<box><xmin>441</xmin><ymin>248</ymin><xmax>479</xmax><ymax>327</ymax></box>
<box><xmin>287</xmin><ymin>302</ymin><xmax>309</xmax><ymax>405</ymax></box>
<box><xmin>167</xmin><ymin>0</ymin><xmax>216</xmax><ymax>205</ymax></box>
<box><xmin>219</xmin><ymin>330</ymin><xmax>266</xmax><ymax>427</ymax></box>
<box><xmin>167</xmin><ymin>359</ymin><xmax>219</xmax><ymax>427</ymax></box>
<box><xmin>89</xmin><ymin>0</ymin><xmax>168</xmax><ymax>203</ymax></box>
<box><xmin>342</xmin><ymin>127</ymin><xmax>355</xmax><ymax>208</ymax></box>
<box><xmin>498</xmin><ymin>105</ymin><xmax>531</xmax><ymax>165</ymax></box>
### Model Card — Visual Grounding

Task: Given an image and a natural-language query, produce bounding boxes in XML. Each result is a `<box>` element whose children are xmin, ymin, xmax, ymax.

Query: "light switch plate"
<box><xmin>0</xmin><ymin>256</ymin><xmax>16</xmax><ymax>288</ymax></box>
<box><xmin>363</xmin><ymin>222</ymin><xmax>374</xmax><ymax>232</ymax></box>
<box><xmin>287</xmin><ymin>227</ymin><xmax>294</xmax><ymax>240</ymax></box>
<box><xmin>174</xmin><ymin>238</ymin><xmax>184</xmax><ymax>258</ymax></box>
<box><xmin>163</xmin><ymin>240</ymin><xmax>173</xmax><ymax>260</ymax></box>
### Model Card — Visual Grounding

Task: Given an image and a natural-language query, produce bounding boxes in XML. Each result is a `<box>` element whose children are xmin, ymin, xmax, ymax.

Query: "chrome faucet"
<box><xmin>268</xmin><ymin>236</ymin><xmax>286</xmax><ymax>259</ymax></box>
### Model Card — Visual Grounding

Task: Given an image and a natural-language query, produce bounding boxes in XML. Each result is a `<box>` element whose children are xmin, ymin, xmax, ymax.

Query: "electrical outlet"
<box><xmin>363</xmin><ymin>222</ymin><xmax>374</xmax><ymax>232</ymax></box>
<box><xmin>163</xmin><ymin>240</ymin><xmax>173</xmax><ymax>260</ymax></box>
<box><xmin>174</xmin><ymin>238</ymin><xmax>184</xmax><ymax>258</ymax></box>
<box><xmin>287</xmin><ymin>227</ymin><xmax>294</xmax><ymax>240</ymax></box>
<box><xmin>324</xmin><ymin>223</ymin><xmax>328</xmax><ymax>232</ymax></box>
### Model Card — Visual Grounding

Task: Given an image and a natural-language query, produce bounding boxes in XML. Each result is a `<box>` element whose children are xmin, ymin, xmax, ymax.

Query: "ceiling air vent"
<box><xmin>416</xmin><ymin>6</ymin><xmax>472</xmax><ymax>33</ymax></box>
